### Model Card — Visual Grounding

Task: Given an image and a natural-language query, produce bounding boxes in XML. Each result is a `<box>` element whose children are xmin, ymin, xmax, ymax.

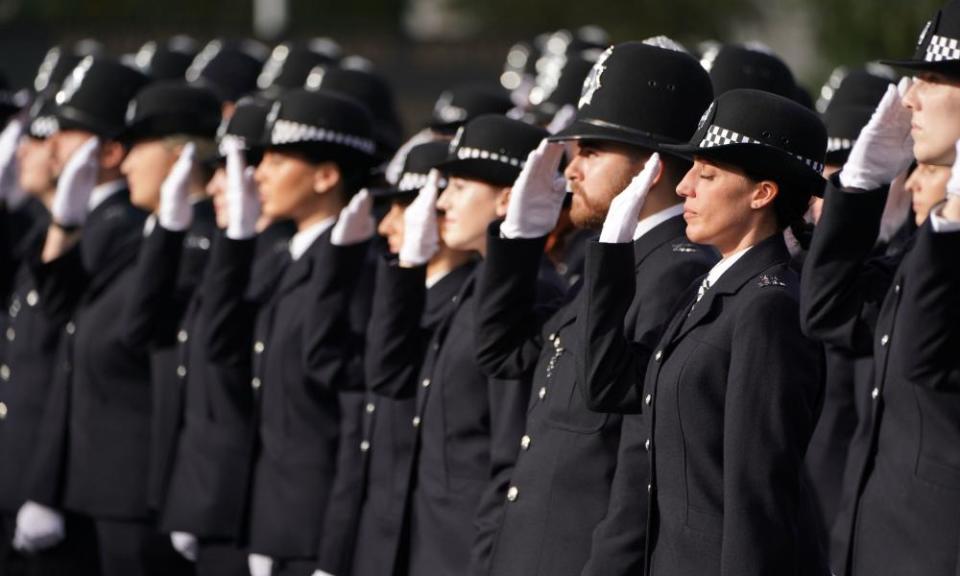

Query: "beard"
<box><xmin>567</xmin><ymin>168</ymin><xmax>637</xmax><ymax>230</ymax></box>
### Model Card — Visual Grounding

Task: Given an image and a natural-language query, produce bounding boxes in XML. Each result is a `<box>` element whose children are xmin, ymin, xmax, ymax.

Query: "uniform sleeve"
<box><xmin>29</xmin><ymin>242</ymin><xmax>88</xmax><ymax>326</ymax></box>
<box><xmin>801</xmin><ymin>180</ymin><xmax>898</xmax><ymax>354</ymax></box>
<box><xmin>364</xmin><ymin>258</ymin><xmax>429</xmax><ymax>399</ymax></box>
<box><xmin>201</xmin><ymin>233</ymin><xmax>258</xmax><ymax>363</ymax></box>
<box><xmin>475</xmin><ymin>223</ymin><xmax>562</xmax><ymax>380</ymax></box>
<box><xmin>721</xmin><ymin>289</ymin><xmax>824</xmax><ymax>576</ymax></box>
<box><xmin>576</xmin><ymin>240</ymin><xmax>708</xmax><ymax>413</ymax></box>
<box><xmin>896</xmin><ymin>222</ymin><xmax>960</xmax><ymax>389</ymax></box>
<box><xmin>121</xmin><ymin>225</ymin><xmax>187</xmax><ymax>350</ymax></box>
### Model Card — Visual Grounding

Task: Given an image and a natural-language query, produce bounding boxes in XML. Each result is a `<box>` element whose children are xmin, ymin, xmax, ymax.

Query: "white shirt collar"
<box><xmin>88</xmin><ymin>179</ymin><xmax>126</xmax><ymax>212</ymax></box>
<box><xmin>143</xmin><ymin>214</ymin><xmax>157</xmax><ymax>237</ymax></box>
<box><xmin>632</xmin><ymin>203</ymin><xmax>685</xmax><ymax>241</ymax></box>
<box><xmin>705</xmin><ymin>245</ymin><xmax>752</xmax><ymax>288</ymax></box>
<box><xmin>289</xmin><ymin>216</ymin><xmax>336</xmax><ymax>261</ymax></box>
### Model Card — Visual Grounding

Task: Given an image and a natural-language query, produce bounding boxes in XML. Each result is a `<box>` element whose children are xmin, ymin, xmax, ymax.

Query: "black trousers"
<box><xmin>93</xmin><ymin>518</ymin><xmax>193</xmax><ymax>576</ymax></box>
<box><xmin>196</xmin><ymin>541</ymin><xmax>247</xmax><ymax>576</ymax></box>
<box><xmin>1</xmin><ymin>512</ymin><xmax>100</xmax><ymax>576</ymax></box>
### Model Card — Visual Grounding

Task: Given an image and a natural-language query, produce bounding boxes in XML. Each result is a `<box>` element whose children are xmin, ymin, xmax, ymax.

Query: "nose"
<box><xmin>675</xmin><ymin>166</ymin><xmax>697</xmax><ymax>199</ymax></box>
<box><xmin>902</xmin><ymin>79</ymin><xmax>921</xmax><ymax>111</ymax></box>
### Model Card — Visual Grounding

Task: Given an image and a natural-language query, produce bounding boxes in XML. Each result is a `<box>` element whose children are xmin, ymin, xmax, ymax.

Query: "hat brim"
<box><xmin>547</xmin><ymin>118</ymin><xmax>681</xmax><ymax>151</ymax></box>
<box><xmin>879</xmin><ymin>57</ymin><xmax>960</xmax><ymax>78</ymax></box>
<box><xmin>435</xmin><ymin>157</ymin><xmax>520</xmax><ymax>187</ymax></box>
<box><xmin>369</xmin><ymin>186</ymin><xmax>417</xmax><ymax>201</ymax></box>
<box><xmin>662</xmin><ymin>141</ymin><xmax>827</xmax><ymax>198</ymax></box>
<box><xmin>121</xmin><ymin>115</ymin><xmax>220</xmax><ymax>145</ymax></box>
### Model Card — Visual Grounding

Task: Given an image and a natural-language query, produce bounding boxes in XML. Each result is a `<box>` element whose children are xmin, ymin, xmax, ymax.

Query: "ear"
<box><xmin>750</xmin><ymin>179</ymin><xmax>779</xmax><ymax>211</ymax></box>
<box><xmin>312</xmin><ymin>161</ymin><xmax>343</xmax><ymax>196</ymax></box>
<box><xmin>495</xmin><ymin>186</ymin><xmax>511</xmax><ymax>218</ymax></box>
<box><xmin>99</xmin><ymin>140</ymin><xmax>127</xmax><ymax>171</ymax></box>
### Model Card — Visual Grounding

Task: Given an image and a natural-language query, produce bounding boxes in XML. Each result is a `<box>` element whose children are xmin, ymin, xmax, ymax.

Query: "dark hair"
<box><xmin>742</xmin><ymin>168</ymin><xmax>813</xmax><ymax>231</ymax></box>
<box><xmin>270</xmin><ymin>142</ymin><xmax>372</xmax><ymax>198</ymax></box>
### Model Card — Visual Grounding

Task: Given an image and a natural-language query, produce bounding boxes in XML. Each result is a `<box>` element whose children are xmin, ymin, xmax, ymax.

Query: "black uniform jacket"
<box><xmin>642</xmin><ymin>233</ymin><xmax>827</xmax><ymax>576</ymax></box>
<box><xmin>159</xmin><ymin>221</ymin><xmax>293</xmax><ymax>540</ymax></box>
<box><xmin>27</xmin><ymin>188</ymin><xmax>151</xmax><ymax>518</ymax></box>
<box><xmin>0</xmin><ymin>200</ymin><xmax>61</xmax><ymax>513</ymax></box>
<box><xmin>243</xmin><ymin>226</ymin><xmax>370</xmax><ymax>559</ymax></box>
<box><xmin>573</xmin><ymin>216</ymin><xmax>716</xmax><ymax>576</ymax></box>
<box><xmin>121</xmin><ymin>202</ymin><xmax>217</xmax><ymax>512</ymax></box>
<box><xmin>351</xmin><ymin>258</ymin><xmax>474</xmax><ymax>576</ymax></box>
<box><xmin>802</xmin><ymin>182</ymin><xmax>960</xmax><ymax>576</ymax></box>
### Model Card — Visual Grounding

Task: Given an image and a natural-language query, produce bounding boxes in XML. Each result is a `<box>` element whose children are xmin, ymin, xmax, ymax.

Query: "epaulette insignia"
<box><xmin>672</xmin><ymin>243</ymin><xmax>698</xmax><ymax>254</ymax></box>
<box><xmin>757</xmin><ymin>274</ymin><xmax>786</xmax><ymax>288</ymax></box>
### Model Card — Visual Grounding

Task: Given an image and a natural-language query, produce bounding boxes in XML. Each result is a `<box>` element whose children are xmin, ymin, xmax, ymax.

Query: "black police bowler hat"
<box><xmin>123</xmin><ymin>81</ymin><xmax>222</xmax><ymax>144</ymax></box>
<box><xmin>708</xmin><ymin>44</ymin><xmax>797</xmax><ymax>99</ymax></box>
<box><xmin>373</xmin><ymin>140</ymin><xmax>449</xmax><ymax>200</ymax></box>
<box><xmin>437</xmin><ymin>114</ymin><xmax>549</xmax><ymax>187</ymax></box>
<box><xmin>132</xmin><ymin>37</ymin><xmax>199</xmax><ymax>81</ymax></box>
<box><xmin>263</xmin><ymin>88</ymin><xmax>377</xmax><ymax>167</ymax></box>
<box><xmin>526</xmin><ymin>50</ymin><xmax>599</xmax><ymax>123</ymax></box>
<box><xmin>187</xmin><ymin>41</ymin><xmax>263</xmax><ymax>103</ymax></box>
<box><xmin>33</xmin><ymin>47</ymin><xmax>82</xmax><ymax>94</ymax></box>
<box><xmin>664</xmin><ymin>88</ymin><xmax>827</xmax><ymax>196</ymax></box>
<box><xmin>883</xmin><ymin>0</ymin><xmax>960</xmax><ymax>78</ymax></box>
<box><xmin>27</xmin><ymin>94</ymin><xmax>59</xmax><ymax>140</ymax></box>
<box><xmin>216</xmin><ymin>96</ymin><xmax>273</xmax><ymax>162</ymax></box>
<box><xmin>258</xmin><ymin>42</ymin><xmax>340</xmax><ymax>95</ymax></box>
<box><xmin>821</xmin><ymin>69</ymin><xmax>893</xmax><ymax>164</ymax></box>
<box><xmin>550</xmin><ymin>41</ymin><xmax>713</xmax><ymax>151</ymax></box>
<box><xmin>53</xmin><ymin>57</ymin><xmax>150</xmax><ymax>139</ymax></box>
<box><xmin>429</xmin><ymin>85</ymin><xmax>513</xmax><ymax>134</ymax></box>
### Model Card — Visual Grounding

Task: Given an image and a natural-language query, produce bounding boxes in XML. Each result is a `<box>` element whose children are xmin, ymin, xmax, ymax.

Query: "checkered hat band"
<box><xmin>827</xmin><ymin>137</ymin><xmax>854</xmax><ymax>153</ymax></box>
<box><xmin>455</xmin><ymin>146</ymin><xmax>526</xmax><ymax>168</ymax></box>
<box><xmin>270</xmin><ymin>118</ymin><xmax>376</xmax><ymax>155</ymax></box>
<box><xmin>29</xmin><ymin>116</ymin><xmax>58</xmax><ymax>139</ymax></box>
<box><xmin>398</xmin><ymin>172</ymin><xmax>429</xmax><ymax>192</ymax></box>
<box><xmin>699</xmin><ymin>124</ymin><xmax>824</xmax><ymax>174</ymax></box>
<box><xmin>925</xmin><ymin>34</ymin><xmax>960</xmax><ymax>62</ymax></box>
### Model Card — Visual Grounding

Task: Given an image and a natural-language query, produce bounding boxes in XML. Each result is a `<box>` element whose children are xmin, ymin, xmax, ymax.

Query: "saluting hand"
<box><xmin>224</xmin><ymin>139</ymin><xmax>260</xmax><ymax>240</ymax></box>
<box><xmin>331</xmin><ymin>188</ymin><xmax>375</xmax><ymax>246</ymax></box>
<box><xmin>600</xmin><ymin>152</ymin><xmax>661</xmax><ymax>244</ymax></box>
<box><xmin>12</xmin><ymin>501</ymin><xmax>65</xmax><ymax>553</ymax></box>
<box><xmin>51</xmin><ymin>136</ymin><xmax>100</xmax><ymax>227</ymax></box>
<box><xmin>158</xmin><ymin>142</ymin><xmax>196</xmax><ymax>231</ymax></box>
<box><xmin>500</xmin><ymin>138</ymin><xmax>567</xmax><ymax>239</ymax></box>
<box><xmin>248</xmin><ymin>553</ymin><xmax>274</xmax><ymax>576</ymax></box>
<box><xmin>0</xmin><ymin>118</ymin><xmax>26</xmax><ymax>208</ymax></box>
<box><xmin>840</xmin><ymin>77</ymin><xmax>915</xmax><ymax>191</ymax></box>
<box><xmin>399</xmin><ymin>169</ymin><xmax>442</xmax><ymax>267</ymax></box>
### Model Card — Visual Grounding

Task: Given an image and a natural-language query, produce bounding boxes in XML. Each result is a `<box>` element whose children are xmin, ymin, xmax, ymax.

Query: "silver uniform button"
<box><xmin>520</xmin><ymin>435</ymin><xmax>531</xmax><ymax>450</ymax></box>
<box><xmin>548</xmin><ymin>333</ymin><xmax>556</xmax><ymax>343</ymax></box>
<box><xmin>65</xmin><ymin>322</ymin><xmax>75</xmax><ymax>335</ymax></box>
<box><xmin>412</xmin><ymin>416</ymin><xmax>421</xmax><ymax>428</ymax></box>
<box><xmin>871</xmin><ymin>387</ymin><xmax>880</xmax><ymax>400</ymax></box>
<box><xmin>0</xmin><ymin>402</ymin><xmax>7</xmax><ymax>420</ymax></box>
<box><xmin>506</xmin><ymin>486</ymin><xmax>519</xmax><ymax>502</ymax></box>
<box><xmin>538</xmin><ymin>387</ymin><xmax>546</xmax><ymax>400</ymax></box>
<box><xmin>880</xmin><ymin>334</ymin><xmax>890</xmax><ymax>347</ymax></box>
<box><xmin>5</xmin><ymin>328</ymin><xmax>14</xmax><ymax>342</ymax></box>
<box><xmin>177</xmin><ymin>330</ymin><xmax>188</xmax><ymax>343</ymax></box>
<box><xmin>177</xmin><ymin>366</ymin><xmax>187</xmax><ymax>378</ymax></box>
<box><xmin>655</xmin><ymin>350</ymin><xmax>663</xmax><ymax>362</ymax></box>
<box><xmin>26</xmin><ymin>290</ymin><xmax>39</xmax><ymax>307</ymax></box>
<box><xmin>422</xmin><ymin>378</ymin><xmax>431</xmax><ymax>388</ymax></box>
<box><xmin>254</xmin><ymin>341</ymin><xmax>265</xmax><ymax>354</ymax></box>
<box><xmin>647</xmin><ymin>483</ymin><xmax>653</xmax><ymax>493</ymax></box>
<box><xmin>366</xmin><ymin>402</ymin><xmax>376</xmax><ymax>414</ymax></box>
<box><xmin>554</xmin><ymin>337</ymin><xmax>562</xmax><ymax>349</ymax></box>
<box><xmin>360</xmin><ymin>440</ymin><xmax>370</xmax><ymax>452</ymax></box>
<box><xmin>894</xmin><ymin>284</ymin><xmax>901</xmax><ymax>294</ymax></box>
<box><xmin>251</xmin><ymin>377</ymin><xmax>262</xmax><ymax>390</ymax></box>
<box><xmin>645</xmin><ymin>393</ymin><xmax>653</xmax><ymax>406</ymax></box>
<box><xmin>644</xmin><ymin>438</ymin><xmax>651</xmax><ymax>451</ymax></box>
<box><xmin>0</xmin><ymin>365</ymin><xmax>10</xmax><ymax>381</ymax></box>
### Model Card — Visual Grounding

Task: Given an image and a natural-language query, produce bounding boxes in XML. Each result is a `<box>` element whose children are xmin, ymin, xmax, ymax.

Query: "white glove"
<box><xmin>12</xmin><ymin>501</ymin><xmax>65</xmax><ymax>553</ymax></box>
<box><xmin>947</xmin><ymin>139</ymin><xmax>960</xmax><ymax>201</ymax></box>
<box><xmin>840</xmin><ymin>78</ymin><xmax>915</xmax><ymax>191</ymax></box>
<box><xmin>331</xmin><ymin>189</ymin><xmax>374</xmax><ymax>246</ymax></box>
<box><xmin>225</xmin><ymin>140</ymin><xmax>260</xmax><ymax>240</ymax></box>
<box><xmin>170</xmin><ymin>531</ymin><xmax>198</xmax><ymax>562</ymax></box>
<box><xmin>248</xmin><ymin>553</ymin><xmax>274</xmax><ymax>576</ymax></box>
<box><xmin>546</xmin><ymin>104</ymin><xmax>577</xmax><ymax>136</ymax></box>
<box><xmin>499</xmin><ymin>139</ymin><xmax>567</xmax><ymax>239</ymax></box>
<box><xmin>399</xmin><ymin>169</ymin><xmax>441</xmax><ymax>267</ymax></box>
<box><xmin>158</xmin><ymin>142</ymin><xmax>196</xmax><ymax>231</ymax></box>
<box><xmin>51</xmin><ymin>136</ymin><xmax>100</xmax><ymax>227</ymax></box>
<box><xmin>600</xmin><ymin>153</ymin><xmax>662</xmax><ymax>243</ymax></box>
<box><xmin>0</xmin><ymin>119</ymin><xmax>27</xmax><ymax>209</ymax></box>
<box><xmin>311</xmin><ymin>570</ymin><xmax>336</xmax><ymax>576</ymax></box>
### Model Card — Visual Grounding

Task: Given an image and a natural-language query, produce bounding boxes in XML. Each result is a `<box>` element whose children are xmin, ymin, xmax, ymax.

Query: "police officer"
<box><xmin>802</xmin><ymin>2</ymin><xmax>960</xmax><ymax>572</ymax></box>
<box><xmin>349</xmin><ymin>140</ymin><xmax>475</xmax><ymax>576</ymax></box>
<box><xmin>367</xmin><ymin>114</ymin><xmax>561</xmax><ymax>576</ymax></box>
<box><xmin>472</xmin><ymin>41</ymin><xmax>715</xmax><ymax>576</ymax></box>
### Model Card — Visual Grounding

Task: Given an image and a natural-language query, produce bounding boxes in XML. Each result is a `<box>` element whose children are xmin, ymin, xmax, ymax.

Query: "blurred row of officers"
<box><xmin>0</xmin><ymin>6</ymin><xmax>959</xmax><ymax>576</ymax></box>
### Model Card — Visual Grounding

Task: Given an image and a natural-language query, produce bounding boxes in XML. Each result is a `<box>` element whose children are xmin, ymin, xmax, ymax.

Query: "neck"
<box><xmin>637</xmin><ymin>180</ymin><xmax>681</xmax><ymax>221</ymax></box>
<box><xmin>427</xmin><ymin>247</ymin><xmax>472</xmax><ymax>281</ymax></box>
<box><xmin>718</xmin><ymin>220</ymin><xmax>778</xmax><ymax>259</ymax></box>
<box><xmin>296</xmin><ymin>206</ymin><xmax>338</xmax><ymax>232</ymax></box>
<box><xmin>40</xmin><ymin>190</ymin><xmax>55</xmax><ymax>211</ymax></box>
<box><xmin>96</xmin><ymin>169</ymin><xmax>122</xmax><ymax>186</ymax></box>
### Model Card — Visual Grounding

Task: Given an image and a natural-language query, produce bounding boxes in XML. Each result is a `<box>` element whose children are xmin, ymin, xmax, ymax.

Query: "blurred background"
<box><xmin>0</xmin><ymin>0</ymin><xmax>943</xmax><ymax>132</ymax></box>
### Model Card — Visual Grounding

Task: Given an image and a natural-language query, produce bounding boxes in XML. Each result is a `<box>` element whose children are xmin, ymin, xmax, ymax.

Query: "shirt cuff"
<box><xmin>929</xmin><ymin>204</ymin><xmax>960</xmax><ymax>232</ymax></box>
